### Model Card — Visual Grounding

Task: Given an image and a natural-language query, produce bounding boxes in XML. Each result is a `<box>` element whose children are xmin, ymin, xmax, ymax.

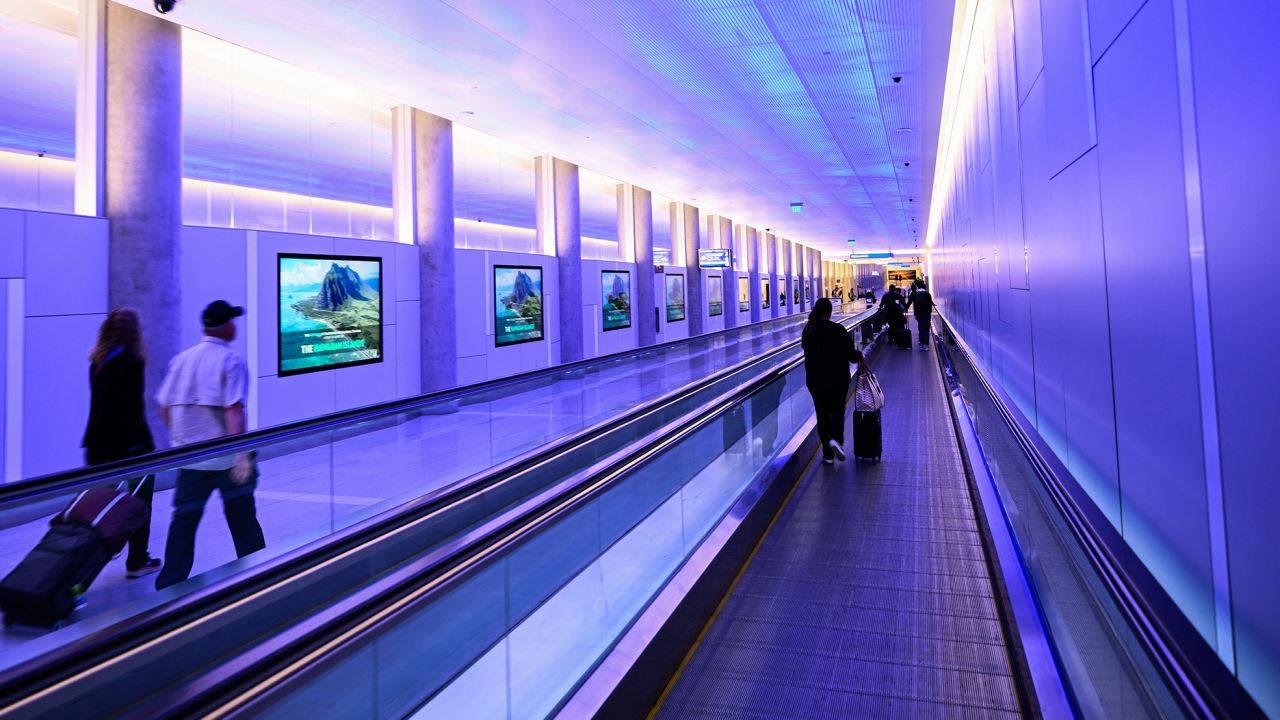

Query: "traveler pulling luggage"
<box><xmin>852</xmin><ymin>366</ymin><xmax>884</xmax><ymax>462</ymax></box>
<box><xmin>0</xmin><ymin>481</ymin><xmax>148</xmax><ymax>628</ymax></box>
<box><xmin>896</xmin><ymin>325</ymin><xmax>912</xmax><ymax>349</ymax></box>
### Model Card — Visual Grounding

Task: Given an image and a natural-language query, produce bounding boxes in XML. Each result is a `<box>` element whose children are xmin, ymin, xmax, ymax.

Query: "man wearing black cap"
<box><xmin>154</xmin><ymin>300</ymin><xmax>265</xmax><ymax>590</ymax></box>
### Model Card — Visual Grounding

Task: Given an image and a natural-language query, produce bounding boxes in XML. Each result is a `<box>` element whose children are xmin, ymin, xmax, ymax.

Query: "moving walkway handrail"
<box><xmin>0</xmin><ymin>313</ymin><xmax>808</xmax><ymax>507</ymax></box>
<box><xmin>933</xmin><ymin>310</ymin><xmax>1263</xmax><ymax>720</ymax></box>
<box><xmin>0</xmin><ymin>313</ymin><xmax>867</xmax><ymax>717</ymax></box>
<box><xmin>136</xmin><ymin>314</ymin><xmax>876</xmax><ymax>718</ymax></box>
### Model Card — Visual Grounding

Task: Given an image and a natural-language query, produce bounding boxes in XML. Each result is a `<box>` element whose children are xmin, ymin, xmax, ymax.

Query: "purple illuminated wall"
<box><xmin>929</xmin><ymin>0</ymin><xmax>1280</xmax><ymax>710</ymax></box>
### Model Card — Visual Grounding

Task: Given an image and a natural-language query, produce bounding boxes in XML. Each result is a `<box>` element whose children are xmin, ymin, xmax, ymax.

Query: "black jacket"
<box><xmin>802</xmin><ymin>319</ymin><xmax>864</xmax><ymax>389</ymax></box>
<box><xmin>905</xmin><ymin>288</ymin><xmax>934</xmax><ymax>316</ymax></box>
<box><xmin>82</xmin><ymin>350</ymin><xmax>155</xmax><ymax>465</ymax></box>
<box><xmin>879</xmin><ymin>291</ymin><xmax>906</xmax><ymax>325</ymax></box>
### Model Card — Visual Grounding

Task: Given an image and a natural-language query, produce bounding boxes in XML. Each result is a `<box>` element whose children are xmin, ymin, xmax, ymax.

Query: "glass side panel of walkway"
<box><xmin>0</xmin><ymin>313</ymin><xmax>857</xmax><ymax>669</ymax></box>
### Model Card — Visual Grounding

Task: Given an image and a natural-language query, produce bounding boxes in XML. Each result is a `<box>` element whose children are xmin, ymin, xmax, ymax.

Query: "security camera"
<box><xmin>155</xmin><ymin>0</ymin><xmax>176</xmax><ymax>13</ymax></box>
<box><xmin>892</xmin><ymin>75</ymin><xmax>903</xmax><ymax>83</ymax></box>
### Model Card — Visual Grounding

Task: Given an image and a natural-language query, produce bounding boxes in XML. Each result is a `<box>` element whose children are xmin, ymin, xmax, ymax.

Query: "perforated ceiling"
<box><xmin>88</xmin><ymin>0</ymin><xmax>957</xmax><ymax>255</ymax></box>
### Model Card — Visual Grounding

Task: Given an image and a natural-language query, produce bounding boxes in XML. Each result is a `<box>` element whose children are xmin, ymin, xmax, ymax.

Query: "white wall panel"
<box><xmin>23</xmin><ymin>314</ymin><xmax>102</xmax><ymax>477</ymax></box>
<box><xmin>456</xmin><ymin>248</ymin><xmax>560</xmax><ymax>382</ymax></box>
<box><xmin>24</xmin><ymin>212</ymin><xmax>107</xmax><ymax>318</ymax></box>
<box><xmin>934</xmin><ymin>0</ymin><xmax>1278</xmax><ymax>709</ymax></box>
<box><xmin>1189</xmin><ymin>0</ymin><xmax>1280</xmax><ymax>707</ymax></box>
<box><xmin>1093</xmin><ymin>0</ymin><xmax>1215</xmax><ymax>641</ymax></box>
<box><xmin>1011</xmin><ymin>0</ymin><xmax>1044</xmax><ymax>102</ymax></box>
<box><xmin>1047</xmin><ymin>151</ymin><xmax>1121</xmax><ymax>525</ymax></box>
<box><xmin>1040</xmin><ymin>0</ymin><xmax>1097</xmax><ymax>173</ymax></box>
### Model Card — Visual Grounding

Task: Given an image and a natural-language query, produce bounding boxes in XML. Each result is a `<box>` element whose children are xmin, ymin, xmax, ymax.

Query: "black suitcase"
<box><xmin>0</xmin><ymin>524</ymin><xmax>111</xmax><ymax>628</ymax></box>
<box><xmin>0</xmin><ymin>485</ymin><xmax>145</xmax><ymax>629</ymax></box>
<box><xmin>895</xmin><ymin>326</ymin><xmax>912</xmax><ymax>349</ymax></box>
<box><xmin>853</xmin><ymin>409</ymin><xmax>882</xmax><ymax>461</ymax></box>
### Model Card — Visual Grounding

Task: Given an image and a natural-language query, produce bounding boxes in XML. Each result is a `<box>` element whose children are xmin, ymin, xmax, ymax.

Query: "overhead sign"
<box><xmin>849</xmin><ymin>252</ymin><xmax>894</xmax><ymax>260</ymax></box>
<box><xmin>653</xmin><ymin>248</ymin><xmax>671</xmax><ymax>265</ymax></box>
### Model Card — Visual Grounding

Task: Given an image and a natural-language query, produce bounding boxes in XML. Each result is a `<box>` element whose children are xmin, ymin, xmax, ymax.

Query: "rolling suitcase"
<box><xmin>895</xmin><ymin>326</ymin><xmax>912</xmax><ymax>349</ymax></box>
<box><xmin>852</xmin><ymin>368</ymin><xmax>885</xmax><ymax>462</ymax></box>
<box><xmin>0</xmin><ymin>484</ymin><xmax>146</xmax><ymax>628</ymax></box>
<box><xmin>853</xmin><ymin>410</ymin><xmax>883</xmax><ymax>461</ymax></box>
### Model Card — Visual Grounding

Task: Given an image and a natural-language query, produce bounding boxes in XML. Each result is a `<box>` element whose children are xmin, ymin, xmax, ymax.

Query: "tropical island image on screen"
<box><xmin>279</xmin><ymin>255</ymin><xmax>382</xmax><ymax>376</ymax></box>
<box><xmin>495</xmin><ymin>265</ymin><xmax>544</xmax><ymax>346</ymax></box>
<box><xmin>601</xmin><ymin>270</ymin><xmax>631</xmax><ymax>331</ymax></box>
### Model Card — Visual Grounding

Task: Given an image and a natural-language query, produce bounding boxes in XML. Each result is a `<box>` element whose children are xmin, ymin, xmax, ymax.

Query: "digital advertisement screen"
<box><xmin>495</xmin><ymin>265</ymin><xmax>544</xmax><ymax>347</ymax></box>
<box><xmin>665</xmin><ymin>273</ymin><xmax>686</xmax><ymax>322</ymax></box>
<box><xmin>762</xmin><ymin>279</ymin><xmax>771</xmax><ymax>309</ymax></box>
<box><xmin>278</xmin><ymin>254</ymin><xmax>383</xmax><ymax>377</ymax></box>
<box><xmin>794</xmin><ymin>287</ymin><xmax>800</xmax><ymax>305</ymax></box>
<box><xmin>738</xmin><ymin>277</ymin><xmax>750</xmax><ymax>312</ymax></box>
<box><xmin>780</xmin><ymin>286</ymin><xmax>787</xmax><ymax>306</ymax></box>
<box><xmin>708</xmin><ymin>275</ymin><xmax>723</xmax><ymax>317</ymax></box>
<box><xmin>806</xmin><ymin>285</ymin><xmax>812</xmax><ymax>300</ymax></box>
<box><xmin>653</xmin><ymin>248</ymin><xmax>671</xmax><ymax>265</ymax></box>
<box><xmin>601</xmin><ymin>270</ymin><xmax>631</xmax><ymax>331</ymax></box>
<box><xmin>697</xmin><ymin>248</ymin><xmax>731</xmax><ymax>269</ymax></box>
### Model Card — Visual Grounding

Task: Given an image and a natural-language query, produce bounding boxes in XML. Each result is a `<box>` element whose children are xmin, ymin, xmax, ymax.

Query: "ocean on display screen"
<box><xmin>495</xmin><ymin>265</ymin><xmax>544</xmax><ymax>346</ymax></box>
<box><xmin>279</xmin><ymin>255</ymin><xmax>383</xmax><ymax>376</ymax></box>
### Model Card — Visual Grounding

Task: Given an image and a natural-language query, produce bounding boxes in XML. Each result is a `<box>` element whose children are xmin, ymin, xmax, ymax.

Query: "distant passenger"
<box><xmin>879</xmin><ymin>284</ymin><xmax>907</xmax><ymax>335</ymax></box>
<box><xmin>833</xmin><ymin>284</ymin><xmax>844</xmax><ymax>301</ymax></box>
<box><xmin>154</xmin><ymin>300</ymin><xmax>265</xmax><ymax>590</ymax></box>
<box><xmin>802</xmin><ymin>298</ymin><xmax>864</xmax><ymax>464</ymax></box>
<box><xmin>82</xmin><ymin>308</ymin><xmax>161</xmax><ymax>579</ymax></box>
<box><xmin>905</xmin><ymin>281</ymin><xmax>935</xmax><ymax>350</ymax></box>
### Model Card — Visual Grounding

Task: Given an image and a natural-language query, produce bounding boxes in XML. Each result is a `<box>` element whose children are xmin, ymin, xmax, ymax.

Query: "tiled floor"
<box><xmin>658</xmin><ymin>341</ymin><xmax>1025</xmax><ymax>718</ymax></box>
<box><xmin>0</xmin><ymin>318</ymin><xmax>814</xmax><ymax>667</ymax></box>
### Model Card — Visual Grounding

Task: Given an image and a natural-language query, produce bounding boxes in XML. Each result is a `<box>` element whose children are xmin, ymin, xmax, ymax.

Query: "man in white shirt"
<box><xmin>154</xmin><ymin>300</ymin><xmax>265</xmax><ymax>590</ymax></box>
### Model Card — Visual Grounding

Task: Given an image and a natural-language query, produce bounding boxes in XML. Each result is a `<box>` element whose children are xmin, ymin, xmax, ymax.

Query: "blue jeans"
<box><xmin>155</xmin><ymin>468</ymin><xmax>265</xmax><ymax>590</ymax></box>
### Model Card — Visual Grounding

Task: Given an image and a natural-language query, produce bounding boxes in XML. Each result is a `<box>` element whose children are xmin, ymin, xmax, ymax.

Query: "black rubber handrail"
<box><xmin>934</xmin><ymin>310</ymin><xmax>1264</xmax><ymax>720</ymax></box>
<box><xmin>0</xmin><ymin>313</ymin><xmax>810</xmax><ymax>506</ymax></box>
<box><xmin>152</xmin><ymin>315</ymin><xmax>874</xmax><ymax>719</ymax></box>
<box><xmin>0</xmin><ymin>313</ymin><xmax>867</xmax><ymax>718</ymax></box>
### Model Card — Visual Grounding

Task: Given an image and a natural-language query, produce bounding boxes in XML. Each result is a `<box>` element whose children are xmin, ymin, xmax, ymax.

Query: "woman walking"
<box><xmin>82</xmin><ymin>308</ymin><xmax>162</xmax><ymax>578</ymax></box>
<box><xmin>801</xmin><ymin>298</ymin><xmax>863</xmax><ymax>464</ymax></box>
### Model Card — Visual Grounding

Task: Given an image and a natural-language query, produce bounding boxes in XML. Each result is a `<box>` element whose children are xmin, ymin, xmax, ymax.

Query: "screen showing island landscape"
<box><xmin>738</xmin><ymin>276</ymin><xmax>750</xmax><ymax>312</ymax></box>
<box><xmin>601</xmin><ymin>270</ymin><xmax>631</xmax><ymax>331</ymax></box>
<box><xmin>762</xmin><ymin>279</ymin><xmax>771</xmax><ymax>308</ymax></box>
<box><xmin>495</xmin><ymin>265</ymin><xmax>544</xmax><ymax>347</ymax></box>
<box><xmin>278</xmin><ymin>254</ymin><xmax>383</xmax><ymax>377</ymax></box>
<box><xmin>665</xmin><ymin>273</ymin><xmax>686</xmax><ymax>322</ymax></box>
<box><xmin>708</xmin><ymin>275</ymin><xmax>723</xmax><ymax>316</ymax></box>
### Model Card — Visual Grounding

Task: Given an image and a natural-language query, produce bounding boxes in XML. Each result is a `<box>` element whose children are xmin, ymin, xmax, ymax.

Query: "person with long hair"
<box><xmin>82</xmin><ymin>308</ymin><xmax>161</xmax><ymax>578</ymax></box>
<box><xmin>801</xmin><ymin>298</ymin><xmax>863</xmax><ymax>464</ymax></box>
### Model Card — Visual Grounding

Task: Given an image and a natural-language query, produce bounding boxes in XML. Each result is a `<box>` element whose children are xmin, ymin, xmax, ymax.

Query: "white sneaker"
<box><xmin>822</xmin><ymin>457</ymin><xmax>835</xmax><ymax>465</ymax></box>
<box><xmin>828</xmin><ymin>440</ymin><xmax>846</xmax><ymax>461</ymax></box>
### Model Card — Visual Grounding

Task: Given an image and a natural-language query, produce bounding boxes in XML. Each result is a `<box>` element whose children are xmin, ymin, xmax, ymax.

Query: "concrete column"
<box><xmin>793</xmin><ymin>242</ymin><xmax>803</xmax><ymax>310</ymax></box>
<box><xmin>767</xmin><ymin>233</ymin><xmax>780</xmax><ymax>319</ymax></box>
<box><xmin>782</xmin><ymin>239</ymin><xmax>794</xmax><ymax>315</ymax></box>
<box><xmin>719</xmin><ymin>217</ymin><xmax>737</xmax><ymax>329</ymax></box>
<box><xmin>104</xmin><ymin>3</ymin><xmax>182</xmax><ymax>444</ymax></box>
<box><xmin>541</xmin><ymin>158</ymin><xmax>583</xmax><ymax>362</ymax></box>
<box><xmin>631</xmin><ymin>185</ymin><xmax>657</xmax><ymax>346</ymax></box>
<box><xmin>747</xmin><ymin>226</ymin><xmax>762</xmax><ymax>324</ymax></box>
<box><xmin>393</xmin><ymin>106</ymin><xmax>456</xmax><ymax>393</ymax></box>
<box><xmin>681</xmin><ymin>203</ymin><xmax>705</xmax><ymax>336</ymax></box>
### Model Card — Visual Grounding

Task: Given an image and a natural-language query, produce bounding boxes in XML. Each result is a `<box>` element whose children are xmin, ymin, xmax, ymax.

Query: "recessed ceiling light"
<box><xmin>461</xmin><ymin>110</ymin><xmax>475</xmax><ymax>116</ymax></box>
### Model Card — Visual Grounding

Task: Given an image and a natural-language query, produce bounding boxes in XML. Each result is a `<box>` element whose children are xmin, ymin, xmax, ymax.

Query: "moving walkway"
<box><xmin>0</xmin><ymin>311</ymin><xmax>871</xmax><ymax>717</ymax></box>
<box><xmin>136</xmin><ymin>313</ymin><xmax>1261</xmax><ymax>720</ymax></box>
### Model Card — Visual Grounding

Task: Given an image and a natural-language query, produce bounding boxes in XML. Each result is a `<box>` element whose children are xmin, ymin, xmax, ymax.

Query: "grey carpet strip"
<box><xmin>657</xmin><ymin>344</ymin><xmax>1023</xmax><ymax>719</ymax></box>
